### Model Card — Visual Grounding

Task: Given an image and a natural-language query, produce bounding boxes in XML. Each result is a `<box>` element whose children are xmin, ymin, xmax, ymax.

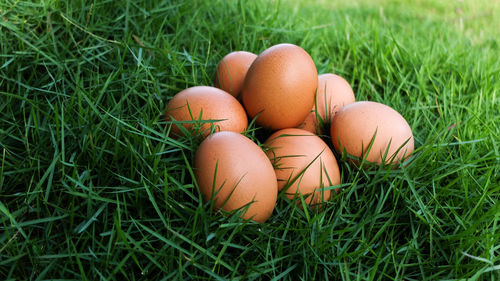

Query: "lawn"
<box><xmin>1</xmin><ymin>0</ymin><xmax>499</xmax><ymax>280</ymax></box>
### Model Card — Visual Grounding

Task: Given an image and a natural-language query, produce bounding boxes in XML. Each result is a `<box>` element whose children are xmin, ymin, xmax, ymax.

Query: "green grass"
<box><xmin>1</xmin><ymin>0</ymin><xmax>499</xmax><ymax>279</ymax></box>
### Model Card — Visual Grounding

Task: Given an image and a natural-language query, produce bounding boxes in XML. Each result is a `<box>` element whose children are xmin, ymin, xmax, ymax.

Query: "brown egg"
<box><xmin>264</xmin><ymin>128</ymin><xmax>341</xmax><ymax>207</ymax></box>
<box><xmin>296</xmin><ymin>111</ymin><xmax>318</xmax><ymax>134</ymax></box>
<box><xmin>298</xmin><ymin>73</ymin><xmax>356</xmax><ymax>135</ymax></box>
<box><xmin>164</xmin><ymin>86</ymin><xmax>248</xmax><ymax>138</ymax></box>
<box><xmin>242</xmin><ymin>44</ymin><xmax>318</xmax><ymax>130</ymax></box>
<box><xmin>214</xmin><ymin>51</ymin><xmax>257</xmax><ymax>98</ymax></box>
<box><xmin>330</xmin><ymin>101</ymin><xmax>414</xmax><ymax>166</ymax></box>
<box><xmin>194</xmin><ymin>131</ymin><xmax>278</xmax><ymax>223</ymax></box>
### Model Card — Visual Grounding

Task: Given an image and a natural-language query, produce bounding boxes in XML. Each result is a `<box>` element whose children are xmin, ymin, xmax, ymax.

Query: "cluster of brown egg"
<box><xmin>165</xmin><ymin>43</ymin><xmax>414</xmax><ymax>223</ymax></box>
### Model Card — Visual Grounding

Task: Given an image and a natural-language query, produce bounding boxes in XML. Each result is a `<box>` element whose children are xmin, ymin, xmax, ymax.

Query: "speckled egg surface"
<box><xmin>194</xmin><ymin>131</ymin><xmax>278</xmax><ymax>222</ymax></box>
<box><xmin>265</xmin><ymin>128</ymin><xmax>340</xmax><ymax>206</ymax></box>
<box><xmin>242</xmin><ymin>44</ymin><xmax>318</xmax><ymax>130</ymax></box>
<box><xmin>214</xmin><ymin>51</ymin><xmax>257</xmax><ymax>98</ymax></box>
<box><xmin>331</xmin><ymin>101</ymin><xmax>414</xmax><ymax>166</ymax></box>
<box><xmin>165</xmin><ymin>86</ymin><xmax>248</xmax><ymax>138</ymax></box>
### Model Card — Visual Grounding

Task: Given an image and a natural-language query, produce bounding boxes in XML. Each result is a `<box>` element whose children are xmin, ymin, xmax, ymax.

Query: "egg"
<box><xmin>164</xmin><ymin>86</ymin><xmax>248</xmax><ymax>138</ymax></box>
<box><xmin>214</xmin><ymin>51</ymin><xmax>257</xmax><ymax>98</ymax></box>
<box><xmin>264</xmin><ymin>128</ymin><xmax>341</xmax><ymax>206</ymax></box>
<box><xmin>315</xmin><ymin>74</ymin><xmax>356</xmax><ymax>119</ymax></box>
<box><xmin>298</xmin><ymin>73</ymin><xmax>356</xmax><ymax>134</ymax></box>
<box><xmin>330</xmin><ymin>101</ymin><xmax>414</xmax><ymax>166</ymax></box>
<box><xmin>241</xmin><ymin>43</ymin><xmax>318</xmax><ymax>130</ymax></box>
<box><xmin>296</xmin><ymin>111</ymin><xmax>318</xmax><ymax>134</ymax></box>
<box><xmin>194</xmin><ymin>131</ymin><xmax>278</xmax><ymax>222</ymax></box>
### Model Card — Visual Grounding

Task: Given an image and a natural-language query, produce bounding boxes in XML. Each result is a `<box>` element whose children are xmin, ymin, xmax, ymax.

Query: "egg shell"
<box><xmin>164</xmin><ymin>86</ymin><xmax>248</xmax><ymax>138</ymax></box>
<box><xmin>194</xmin><ymin>131</ymin><xmax>278</xmax><ymax>223</ymax></box>
<box><xmin>330</xmin><ymin>101</ymin><xmax>414</xmax><ymax>166</ymax></box>
<box><xmin>214</xmin><ymin>51</ymin><xmax>257</xmax><ymax>98</ymax></box>
<box><xmin>315</xmin><ymin>73</ymin><xmax>356</xmax><ymax>120</ymax></box>
<box><xmin>242</xmin><ymin>44</ymin><xmax>318</xmax><ymax>130</ymax></box>
<box><xmin>296</xmin><ymin>111</ymin><xmax>318</xmax><ymax>134</ymax></box>
<box><xmin>298</xmin><ymin>73</ymin><xmax>356</xmax><ymax>135</ymax></box>
<box><xmin>264</xmin><ymin>128</ymin><xmax>341</xmax><ymax>206</ymax></box>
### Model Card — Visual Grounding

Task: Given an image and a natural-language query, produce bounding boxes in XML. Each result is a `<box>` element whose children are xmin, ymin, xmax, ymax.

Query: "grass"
<box><xmin>0</xmin><ymin>0</ymin><xmax>499</xmax><ymax>279</ymax></box>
